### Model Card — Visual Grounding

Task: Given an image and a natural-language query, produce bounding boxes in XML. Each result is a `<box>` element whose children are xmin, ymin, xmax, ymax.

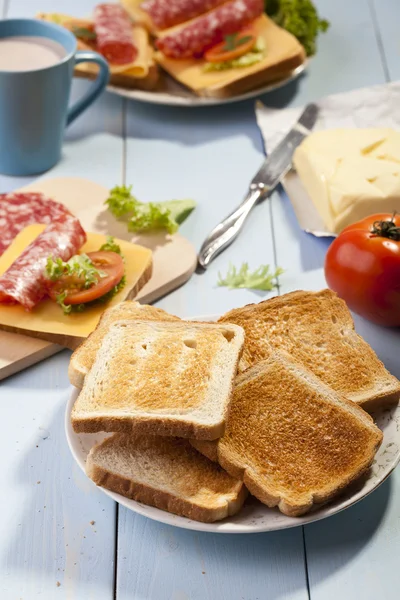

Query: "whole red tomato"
<box><xmin>325</xmin><ymin>213</ymin><xmax>400</xmax><ymax>326</ymax></box>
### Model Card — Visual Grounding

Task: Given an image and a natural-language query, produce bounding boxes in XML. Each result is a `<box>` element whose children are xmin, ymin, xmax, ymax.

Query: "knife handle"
<box><xmin>198</xmin><ymin>183</ymin><xmax>266</xmax><ymax>269</ymax></box>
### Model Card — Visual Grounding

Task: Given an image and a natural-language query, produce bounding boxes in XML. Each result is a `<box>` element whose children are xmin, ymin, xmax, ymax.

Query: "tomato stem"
<box><xmin>371</xmin><ymin>213</ymin><xmax>400</xmax><ymax>241</ymax></box>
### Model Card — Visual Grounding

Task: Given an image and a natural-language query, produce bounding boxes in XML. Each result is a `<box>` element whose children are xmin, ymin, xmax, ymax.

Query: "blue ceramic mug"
<box><xmin>0</xmin><ymin>19</ymin><xmax>109</xmax><ymax>176</ymax></box>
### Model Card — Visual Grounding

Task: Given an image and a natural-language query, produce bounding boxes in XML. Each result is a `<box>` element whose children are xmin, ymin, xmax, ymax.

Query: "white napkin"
<box><xmin>255</xmin><ymin>80</ymin><xmax>400</xmax><ymax>153</ymax></box>
<box><xmin>254</xmin><ymin>81</ymin><xmax>400</xmax><ymax>236</ymax></box>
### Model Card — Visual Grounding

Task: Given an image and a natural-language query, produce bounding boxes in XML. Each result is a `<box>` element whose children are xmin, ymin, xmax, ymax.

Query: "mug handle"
<box><xmin>67</xmin><ymin>50</ymin><xmax>109</xmax><ymax>126</ymax></box>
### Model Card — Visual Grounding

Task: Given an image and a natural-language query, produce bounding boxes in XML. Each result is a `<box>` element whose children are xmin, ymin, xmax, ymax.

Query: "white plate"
<box><xmin>107</xmin><ymin>63</ymin><xmax>306</xmax><ymax>107</ymax></box>
<box><xmin>65</xmin><ymin>314</ymin><xmax>400</xmax><ymax>533</ymax></box>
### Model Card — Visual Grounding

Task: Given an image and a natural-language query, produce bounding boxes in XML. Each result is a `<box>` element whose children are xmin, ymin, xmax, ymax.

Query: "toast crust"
<box><xmin>74</xmin><ymin>412</ymin><xmax>227</xmax><ymax>440</ymax></box>
<box><xmin>86</xmin><ymin>434</ymin><xmax>247</xmax><ymax>522</ymax></box>
<box><xmin>219</xmin><ymin>289</ymin><xmax>400</xmax><ymax>410</ymax></box>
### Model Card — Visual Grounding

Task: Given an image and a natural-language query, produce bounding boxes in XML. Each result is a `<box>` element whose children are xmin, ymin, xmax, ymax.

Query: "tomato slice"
<box><xmin>204</xmin><ymin>31</ymin><xmax>256</xmax><ymax>63</ymax></box>
<box><xmin>48</xmin><ymin>251</ymin><xmax>124</xmax><ymax>305</ymax></box>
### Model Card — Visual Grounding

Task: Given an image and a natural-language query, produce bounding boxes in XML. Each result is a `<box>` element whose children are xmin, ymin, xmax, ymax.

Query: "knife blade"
<box><xmin>198</xmin><ymin>103</ymin><xmax>319</xmax><ymax>269</ymax></box>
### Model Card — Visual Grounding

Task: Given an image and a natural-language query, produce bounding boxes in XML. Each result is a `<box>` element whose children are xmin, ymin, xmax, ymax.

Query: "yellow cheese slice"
<box><xmin>154</xmin><ymin>15</ymin><xmax>305</xmax><ymax>95</ymax></box>
<box><xmin>124</xmin><ymin>26</ymin><xmax>154</xmax><ymax>78</ymax></box>
<box><xmin>37</xmin><ymin>12</ymin><xmax>153</xmax><ymax>78</ymax></box>
<box><xmin>0</xmin><ymin>225</ymin><xmax>152</xmax><ymax>339</ymax></box>
<box><xmin>293</xmin><ymin>128</ymin><xmax>400</xmax><ymax>233</ymax></box>
<box><xmin>121</xmin><ymin>0</ymin><xmax>154</xmax><ymax>33</ymax></box>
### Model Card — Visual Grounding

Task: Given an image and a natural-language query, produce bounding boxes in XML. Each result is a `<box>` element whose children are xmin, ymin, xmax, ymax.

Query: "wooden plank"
<box><xmin>0</xmin><ymin>2</ymin><xmax>120</xmax><ymax>598</ymax></box>
<box><xmin>269</xmin><ymin>0</ymin><xmax>389</xmax><ymax>291</ymax></box>
<box><xmin>0</xmin><ymin>352</ymin><xmax>116</xmax><ymax>599</ymax></box>
<box><xmin>370</xmin><ymin>0</ymin><xmax>400</xmax><ymax>81</ymax></box>
<box><xmin>116</xmin><ymin>511</ymin><xmax>308</xmax><ymax>600</ymax></box>
<box><xmin>123</xmin><ymin>123</ymin><xmax>279</xmax><ymax>318</ymax></box>
<box><xmin>260</xmin><ymin>0</ymin><xmax>386</xmax><ymax>110</ymax></box>
<box><xmin>268</xmin><ymin>2</ymin><xmax>400</xmax><ymax>598</ymax></box>
<box><xmin>305</xmin><ymin>462</ymin><xmax>400</xmax><ymax>600</ymax></box>
<box><xmin>114</xmin><ymin>78</ymin><xmax>308</xmax><ymax>600</ymax></box>
<box><xmin>0</xmin><ymin>330</ymin><xmax>62</xmax><ymax>381</ymax></box>
<box><xmin>288</xmin><ymin>269</ymin><xmax>400</xmax><ymax>600</ymax></box>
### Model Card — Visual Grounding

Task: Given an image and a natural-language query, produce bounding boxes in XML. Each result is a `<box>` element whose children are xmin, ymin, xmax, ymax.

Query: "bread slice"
<box><xmin>219</xmin><ymin>289</ymin><xmax>400</xmax><ymax>410</ymax></box>
<box><xmin>71</xmin><ymin>320</ymin><xmax>244</xmax><ymax>439</ymax></box>
<box><xmin>69</xmin><ymin>301</ymin><xmax>180</xmax><ymax>388</ymax></box>
<box><xmin>190</xmin><ymin>438</ymin><xmax>219</xmax><ymax>463</ymax></box>
<box><xmin>154</xmin><ymin>15</ymin><xmax>305</xmax><ymax>99</ymax></box>
<box><xmin>215</xmin><ymin>352</ymin><xmax>383</xmax><ymax>517</ymax></box>
<box><xmin>86</xmin><ymin>433</ymin><xmax>247</xmax><ymax>522</ymax></box>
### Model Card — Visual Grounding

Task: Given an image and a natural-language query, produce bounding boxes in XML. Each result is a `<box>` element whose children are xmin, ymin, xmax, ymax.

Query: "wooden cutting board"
<box><xmin>0</xmin><ymin>177</ymin><xmax>197</xmax><ymax>380</ymax></box>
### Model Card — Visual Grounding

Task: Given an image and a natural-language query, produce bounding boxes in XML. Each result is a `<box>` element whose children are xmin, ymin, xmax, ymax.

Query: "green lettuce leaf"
<box><xmin>99</xmin><ymin>236</ymin><xmax>123</xmax><ymax>255</ymax></box>
<box><xmin>45</xmin><ymin>254</ymin><xmax>106</xmax><ymax>288</ymax></box>
<box><xmin>218</xmin><ymin>263</ymin><xmax>284</xmax><ymax>291</ymax></box>
<box><xmin>265</xmin><ymin>0</ymin><xmax>329</xmax><ymax>56</ymax></box>
<box><xmin>106</xmin><ymin>185</ymin><xmax>137</xmax><ymax>217</ymax></box>
<box><xmin>105</xmin><ymin>185</ymin><xmax>196</xmax><ymax>234</ymax></box>
<box><xmin>55</xmin><ymin>290</ymin><xmax>72</xmax><ymax>315</ymax></box>
<box><xmin>203</xmin><ymin>37</ymin><xmax>266</xmax><ymax>72</ymax></box>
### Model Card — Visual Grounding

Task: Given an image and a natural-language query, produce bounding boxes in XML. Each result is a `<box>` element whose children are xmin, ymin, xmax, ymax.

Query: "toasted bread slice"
<box><xmin>71</xmin><ymin>320</ymin><xmax>244</xmax><ymax>439</ymax></box>
<box><xmin>37</xmin><ymin>13</ymin><xmax>159</xmax><ymax>90</ymax></box>
<box><xmin>154</xmin><ymin>15</ymin><xmax>305</xmax><ymax>98</ymax></box>
<box><xmin>214</xmin><ymin>352</ymin><xmax>383</xmax><ymax>517</ymax></box>
<box><xmin>86</xmin><ymin>433</ymin><xmax>247</xmax><ymax>522</ymax></box>
<box><xmin>190</xmin><ymin>438</ymin><xmax>219</xmax><ymax>463</ymax></box>
<box><xmin>219</xmin><ymin>289</ymin><xmax>400</xmax><ymax>410</ymax></box>
<box><xmin>69</xmin><ymin>301</ymin><xmax>180</xmax><ymax>388</ymax></box>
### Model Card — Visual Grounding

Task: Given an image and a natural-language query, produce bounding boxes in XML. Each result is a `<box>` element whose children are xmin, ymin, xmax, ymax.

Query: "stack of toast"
<box><xmin>69</xmin><ymin>291</ymin><xmax>400</xmax><ymax>522</ymax></box>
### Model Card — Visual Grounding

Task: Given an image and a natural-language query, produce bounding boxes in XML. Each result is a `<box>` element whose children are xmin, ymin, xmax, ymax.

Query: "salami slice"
<box><xmin>0</xmin><ymin>214</ymin><xmax>86</xmax><ymax>310</ymax></box>
<box><xmin>141</xmin><ymin>0</ymin><xmax>227</xmax><ymax>30</ymax></box>
<box><xmin>0</xmin><ymin>192</ymin><xmax>73</xmax><ymax>257</ymax></box>
<box><xmin>93</xmin><ymin>4</ymin><xmax>137</xmax><ymax>65</ymax></box>
<box><xmin>156</xmin><ymin>0</ymin><xmax>264</xmax><ymax>59</ymax></box>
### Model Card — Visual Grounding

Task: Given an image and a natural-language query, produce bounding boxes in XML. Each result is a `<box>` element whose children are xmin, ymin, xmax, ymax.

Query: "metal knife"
<box><xmin>197</xmin><ymin>103</ymin><xmax>319</xmax><ymax>269</ymax></box>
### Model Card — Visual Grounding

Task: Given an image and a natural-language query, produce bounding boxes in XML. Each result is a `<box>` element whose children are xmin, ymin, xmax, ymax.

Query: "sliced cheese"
<box><xmin>121</xmin><ymin>0</ymin><xmax>154</xmax><ymax>33</ymax></box>
<box><xmin>0</xmin><ymin>225</ymin><xmax>152</xmax><ymax>339</ymax></box>
<box><xmin>154</xmin><ymin>15</ymin><xmax>305</xmax><ymax>96</ymax></box>
<box><xmin>293</xmin><ymin>129</ymin><xmax>400</xmax><ymax>233</ymax></box>
<box><xmin>37</xmin><ymin>12</ymin><xmax>154</xmax><ymax>78</ymax></box>
<box><xmin>125</xmin><ymin>26</ymin><xmax>154</xmax><ymax>78</ymax></box>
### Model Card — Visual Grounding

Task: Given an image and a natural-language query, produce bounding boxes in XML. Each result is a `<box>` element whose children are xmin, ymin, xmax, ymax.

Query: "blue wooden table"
<box><xmin>1</xmin><ymin>1</ymin><xmax>400</xmax><ymax>598</ymax></box>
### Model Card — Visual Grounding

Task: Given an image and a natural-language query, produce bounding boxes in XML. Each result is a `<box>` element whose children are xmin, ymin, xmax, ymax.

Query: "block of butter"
<box><xmin>293</xmin><ymin>128</ymin><xmax>400</xmax><ymax>233</ymax></box>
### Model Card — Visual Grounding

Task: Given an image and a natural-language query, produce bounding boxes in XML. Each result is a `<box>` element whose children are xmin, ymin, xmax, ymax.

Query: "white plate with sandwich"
<box><xmin>39</xmin><ymin>0</ymin><xmax>307</xmax><ymax>107</ymax></box>
<box><xmin>66</xmin><ymin>292</ymin><xmax>400</xmax><ymax>533</ymax></box>
<box><xmin>107</xmin><ymin>62</ymin><xmax>306</xmax><ymax>107</ymax></box>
